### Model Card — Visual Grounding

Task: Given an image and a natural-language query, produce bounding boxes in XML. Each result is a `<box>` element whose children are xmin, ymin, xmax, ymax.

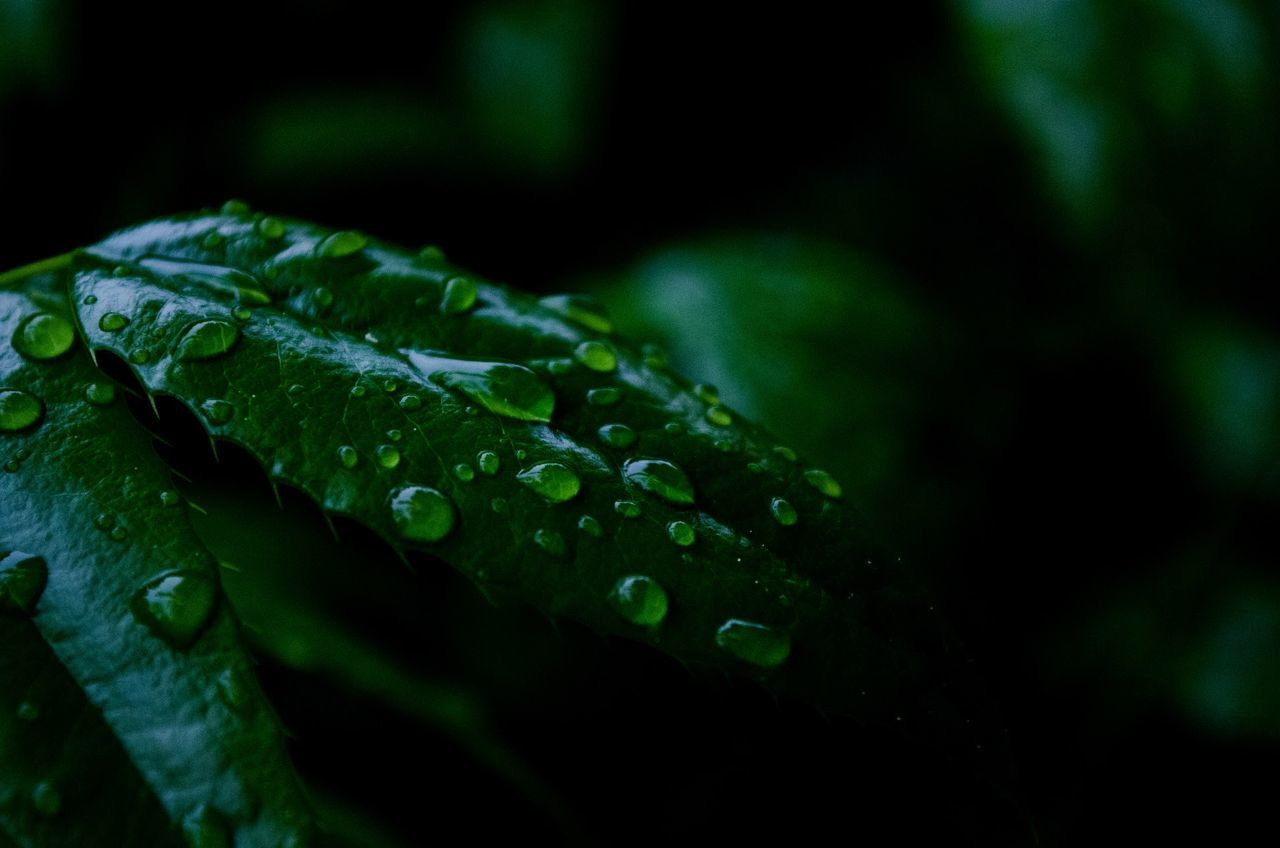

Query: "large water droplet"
<box><xmin>622</xmin><ymin>458</ymin><xmax>694</xmax><ymax>506</ymax></box>
<box><xmin>715</xmin><ymin>619</ymin><xmax>790</xmax><ymax>668</ymax></box>
<box><xmin>666</xmin><ymin>520</ymin><xmax>696</xmax><ymax>547</ymax></box>
<box><xmin>176</xmin><ymin>319</ymin><xmax>240</xmax><ymax>361</ymax></box>
<box><xmin>586</xmin><ymin>387</ymin><xmax>621</xmax><ymax>407</ymax></box>
<box><xmin>375</xmin><ymin>444</ymin><xmax>401</xmax><ymax>469</ymax></box>
<box><xmin>84</xmin><ymin>382</ymin><xmax>116</xmax><ymax>406</ymax></box>
<box><xmin>390</xmin><ymin>486</ymin><xmax>456</xmax><ymax>542</ymax></box>
<box><xmin>609</xmin><ymin>575</ymin><xmax>668</xmax><ymax>626</ymax></box>
<box><xmin>200</xmin><ymin>399</ymin><xmax>235</xmax><ymax>425</ymax></box>
<box><xmin>441</xmin><ymin>277</ymin><xmax>478</xmax><ymax>315</ymax></box>
<box><xmin>803</xmin><ymin>469</ymin><xmax>843</xmax><ymax>499</ymax></box>
<box><xmin>517</xmin><ymin>462</ymin><xmax>580</xmax><ymax>503</ymax></box>
<box><xmin>597</xmin><ymin>423</ymin><xmax>636</xmax><ymax>449</ymax></box>
<box><xmin>98</xmin><ymin>312</ymin><xmax>129</xmax><ymax>333</ymax></box>
<box><xmin>476</xmin><ymin>450</ymin><xmax>500</xmax><ymax>476</ymax></box>
<box><xmin>12</xmin><ymin>313</ymin><xmax>74</xmax><ymax>360</ymax></box>
<box><xmin>538</xmin><ymin>294</ymin><xmax>613</xmax><ymax>334</ymax></box>
<box><xmin>533</xmin><ymin>528</ymin><xmax>566</xmax><ymax>557</ymax></box>
<box><xmin>132</xmin><ymin>571</ymin><xmax>218</xmax><ymax>648</ymax></box>
<box><xmin>137</xmin><ymin>257</ymin><xmax>271</xmax><ymax>305</ymax></box>
<box><xmin>0</xmin><ymin>389</ymin><xmax>43</xmax><ymax>431</ymax></box>
<box><xmin>407</xmin><ymin>352</ymin><xmax>554</xmax><ymax>422</ymax></box>
<box><xmin>31</xmin><ymin>781</ymin><xmax>61</xmax><ymax>817</ymax></box>
<box><xmin>183</xmin><ymin>804</ymin><xmax>234</xmax><ymax>848</ymax></box>
<box><xmin>770</xmin><ymin>497</ymin><xmax>798</xmax><ymax>526</ymax></box>
<box><xmin>315</xmin><ymin>230</ymin><xmax>367</xmax><ymax>258</ymax></box>
<box><xmin>0</xmin><ymin>552</ymin><xmax>48</xmax><ymax>614</ymax></box>
<box><xmin>573</xmin><ymin>340</ymin><xmax>617</xmax><ymax>372</ymax></box>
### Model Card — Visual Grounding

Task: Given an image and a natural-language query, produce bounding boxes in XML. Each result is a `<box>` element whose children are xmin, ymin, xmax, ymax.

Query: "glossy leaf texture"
<box><xmin>1</xmin><ymin>273</ymin><xmax>313</xmax><ymax>845</ymax></box>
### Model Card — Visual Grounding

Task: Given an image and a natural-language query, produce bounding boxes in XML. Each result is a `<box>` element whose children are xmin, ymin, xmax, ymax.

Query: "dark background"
<box><xmin>4</xmin><ymin>1</ymin><xmax>1280</xmax><ymax>844</ymax></box>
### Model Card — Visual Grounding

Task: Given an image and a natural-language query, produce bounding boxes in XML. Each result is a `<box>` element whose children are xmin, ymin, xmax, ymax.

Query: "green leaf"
<box><xmin>1</xmin><ymin>275</ymin><xmax>312</xmax><ymax>844</ymax></box>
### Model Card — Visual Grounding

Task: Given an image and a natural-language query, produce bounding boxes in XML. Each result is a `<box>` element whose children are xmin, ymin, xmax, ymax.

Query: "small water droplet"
<box><xmin>257</xmin><ymin>216</ymin><xmax>286</xmax><ymax>240</ymax></box>
<box><xmin>375</xmin><ymin>444</ymin><xmax>401</xmax><ymax>469</ymax></box>
<box><xmin>183</xmin><ymin>803</ymin><xmax>234</xmax><ymax>848</ymax></box>
<box><xmin>418</xmin><ymin>245</ymin><xmax>446</xmax><ymax>261</ymax></box>
<box><xmin>515</xmin><ymin>449</ymin><xmax>528</xmax><ymax>461</ymax></box>
<box><xmin>476</xmin><ymin>450</ymin><xmax>500</xmax><ymax>475</ymax></box>
<box><xmin>200</xmin><ymin>399</ymin><xmax>235</xmax><ymax>425</ymax></box>
<box><xmin>803</xmin><ymin>469</ymin><xmax>843</xmax><ymax>499</ymax></box>
<box><xmin>386</xmin><ymin>428</ymin><xmax>403</xmax><ymax>442</ymax></box>
<box><xmin>132</xmin><ymin>570</ymin><xmax>218</xmax><ymax>648</ymax></box>
<box><xmin>83</xmin><ymin>294</ymin><xmax>97</xmax><ymax>305</ymax></box>
<box><xmin>382</xmin><ymin>379</ymin><xmax>399</xmax><ymax>394</ymax></box>
<box><xmin>538</xmin><ymin>293</ymin><xmax>613</xmax><ymax>334</ymax></box>
<box><xmin>315</xmin><ymin>230</ymin><xmax>367</xmax><ymax>258</ymax></box>
<box><xmin>577</xmin><ymin>514</ymin><xmax>602</xmax><ymax>537</ymax></box>
<box><xmin>0</xmin><ymin>389</ymin><xmax>42</xmax><ymax>432</ymax></box>
<box><xmin>176</xmin><ymin>319</ymin><xmax>240</xmax><ymax>361</ymax></box>
<box><xmin>337</xmin><ymin>445</ymin><xmax>359</xmax><ymax>469</ymax></box>
<box><xmin>408</xmin><ymin>352</ymin><xmax>555</xmax><ymax>422</ymax></box>
<box><xmin>441</xmin><ymin>277</ymin><xmax>478</xmax><ymax>315</ymax></box>
<box><xmin>490</xmin><ymin>496</ymin><xmax>509</xmax><ymax>515</ymax></box>
<box><xmin>99</xmin><ymin>312</ymin><xmax>129</xmax><ymax>332</ymax></box>
<box><xmin>664</xmin><ymin>422</ymin><xmax>682</xmax><ymax>435</ymax></box>
<box><xmin>17</xmin><ymin>701</ymin><xmax>39</xmax><ymax>721</ymax></box>
<box><xmin>770</xmin><ymin>497</ymin><xmax>798</xmax><ymax>526</ymax></box>
<box><xmin>220</xmin><ymin>199</ymin><xmax>250</xmax><ymax>215</ymax></box>
<box><xmin>399</xmin><ymin>393</ymin><xmax>422</xmax><ymax>411</ymax></box>
<box><xmin>533</xmin><ymin>528</ymin><xmax>566</xmax><ymax>557</ymax></box>
<box><xmin>109</xmin><ymin>525</ymin><xmax>128</xmax><ymax>542</ymax></box>
<box><xmin>715</xmin><ymin>619</ymin><xmax>790</xmax><ymax>667</ymax></box>
<box><xmin>597</xmin><ymin>423</ymin><xmax>637</xmax><ymax>449</ymax></box>
<box><xmin>160</xmin><ymin>490</ymin><xmax>181</xmax><ymax>508</ymax></box>
<box><xmin>0</xmin><ymin>552</ymin><xmax>48</xmax><ymax>614</ymax></box>
<box><xmin>546</xmin><ymin>358</ymin><xmax>574</xmax><ymax>376</ymax></box>
<box><xmin>705</xmin><ymin>406</ymin><xmax>732</xmax><ymax>427</ymax></box>
<box><xmin>517</xmin><ymin>462</ymin><xmax>580</xmax><ymax>503</ymax></box>
<box><xmin>667</xmin><ymin>520</ymin><xmax>696</xmax><ymax>547</ymax></box>
<box><xmin>84</xmin><ymin>382</ymin><xmax>116</xmax><ymax>406</ymax></box>
<box><xmin>622</xmin><ymin>458</ymin><xmax>695</xmax><ymax>506</ymax></box>
<box><xmin>93</xmin><ymin>513</ymin><xmax>114</xmax><ymax>530</ymax></box>
<box><xmin>586</xmin><ymin>387</ymin><xmax>621</xmax><ymax>407</ymax></box>
<box><xmin>312</xmin><ymin>287</ymin><xmax>334</xmax><ymax>309</ymax></box>
<box><xmin>350</xmin><ymin>384</ymin><xmax>367</xmax><ymax>397</ymax></box>
<box><xmin>31</xmin><ymin>781</ymin><xmax>61</xmax><ymax>817</ymax></box>
<box><xmin>231</xmin><ymin>306</ymin><xmax>252</xmax><ymax>321</ymax></box>
<box><xmin>573</xmin><ymin>340</ymin><xmax>617</xmax><ymax>372</ymax></box>
<box><xmin>609</xmin><ymin>575</ymin><xmax>668</xmax><ymax>626</ymax></box>
<box><xmin>128</xmin><ymin>349</ymin><xmax>150</xmax><ymax>365</ymax></box>
<box><xmin>12</xmin><ymin>313</ymin><xmax>75</xmax><ymax>360</ymax></box>
<box><xmin>454</xmin><ymin>463</ymin><xmax>475</xmax><ymax>482</ymax></box>
<box><xmin>614</xmin><ymin>499</ymin><xmax>641</xmax><ymax>518</ymax></box>
<box><xmin>389</xmin><ymin>486</ymin><xmax>456</xmax><ymax>542</ymax></box>
<box><xmin>200</xmin><ymin>231</ymin><xmax>225</xmax><ymax>250</ymax></box>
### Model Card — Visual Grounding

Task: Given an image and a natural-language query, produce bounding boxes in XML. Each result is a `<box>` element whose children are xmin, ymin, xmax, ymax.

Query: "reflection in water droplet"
<box><xmin>99</xmin><ymin>312</ymin><xmax>129</xmax><ymax>333</ymax></box>
<box><xmin>12</xmin><ymin>313</ymin><xmax>75</xmax><ymax>360</ymax></box>
<box><xmin>667</xmin><ymin>520</ymin><xmax>696</xmax><ymax>547</ymax></box>
<box><xmin>623</xmin><ymin>458</ymin><xmax>695</xmax><ymax>506</ymax></box>
<box><xmin>609</xmin><ymin>575</ymin><xmax>668</xmax><ymax>626</ymax></box>
<box><xmin>573</xmin><ymin>341</ymin><xmax>617</xmax><ymax>372</ymax></box>
<box><xmin>803</xmin><ymin>469</ymin><xmax>843</xmax><ymax>499</ymax></box>
<box><xmin>132</xmin><ymin>571</ymin><xmax>218</xmax><ymax>648</ymax></box>
<box><xmin>375</xmin><ymin>444</ymin><xmax>401</xmax><ymax>469</ymax></box>
<box><xmin>577</xmin><ymin>515</ymin><xmax>602</xmax><ymax>537</ymax></box>
<box><xmin>517</xmin><ymin>462</ymin><xmax>580</xmax><ymax>503</ymax></box>
<box><xmin>176</xmin><ymin>319</ymin><xmax>240</xmax><ymax>361</ymax></box>
<box><xmin>0</xmin><ymin>552</ymin><xmax>48</xmax><ymax>614</ymax></box>
<box><xmin>0</xmin><ymin>389</ymin><xmax>43</xmax><ymax>431</ymax></box>
<box><xmin>389</xmin><ymin>486</ymin><xmax>456</xmax><ymax>542</ymax></box>
<box><xmin>586</xmin><ymin>387</ymin><xmax>621</xmax><ymax>407</ymax></box>
<box><xmin>538</xmin><ymin>294</ymin><xmax>613</xmax><ymax>334</ymax></box>
<box><xmin>533</xmin><ymin>528</ymin><xmax>566</xmax><ymax>557</ymax></box>
<box><xmin>770</xmin><ymin>497</ymin><xmax>798</xmax><ymax>526</ymax></box>
<box><xmin>715</xmin><ymin>619</ymin><xmax>791</xmax><ymax>667</ymax></box>
<box><xmin>337</xmin><ymin>445</ymin><xmax>359</xmax><ymax>469</ymax></box>
<box><xmin>477</xmin><ymin>450</ymin><xmax>500</xmax><ymax>476</ymax></box>
<box><xmin>315</xmin><ymin>230</ymin><xmax>368</xmax><ymax>258</ymax></box>
<box><xmin>200</xmin><ymin>399</ymin><xmax>235</xmax><ymax>425</ymax></box>
<box><xmin>597</xmin><ymin>423</ymin><xmax>637</xmax><ymax>449</ymax></box>
<box><xmin>441</xmin><ymin>277</ymin><xmax>478</xmax><ymax>315</ymax></box>
<box><xmin>407</xmin><ymin>352</ymin><xmax>555</xmax><ymax>422</ymax></box>
<box><xmin>84</xmin><ymin>383</ymin><xmax>116</xmax><ymax>406</ymax></box>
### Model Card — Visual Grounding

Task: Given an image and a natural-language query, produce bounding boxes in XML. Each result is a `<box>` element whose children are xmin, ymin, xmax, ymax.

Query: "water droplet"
<box><xmin>715</xmin><ymin>619</ymin><xmax>790</xmax><ymax>667</ymax></box>
<box><xmin>770</xmin><ymin>497</ymin><xmax>798</xmax><ymax>526</ymax></box>
<box><xmin>577</xmin><ymin>514</ymin><xmax>602</xmax><ymax>537</ymax></box>
<box><xmin>315</xmin><ymin>230</ymin><xmax>367</xmax><ymax>258</ymax></box>
<box><xmin>803</xmin><ymin>469</ymin><xmax>843</xmax><ymax>499</ymax></box>
<box><xmin>538</xmin><ymin>294</ymin><xmax>613</xmax><ymax>334</ymax></box>
<box><xmin>614</xmin><ymin>499</ymin><xmax>641</xmax><ymax>518</ymax></box>
<box><xmin>546</xmin><ymin>358</ymin><xmax>574</xmax><ymax>376</ymax></box>
<box><xmin>664</xmin><ymin>422</ymin><xmax>683</xmax><ymax>435</ymax></box>
<box><xmin>389</xmin><ymin>486</ymin><xmax>456</xmax><ymax>542</ymax></box>
<box><xmin>773</xmin><ymin>445</ymin><xmax>797</xmax><ymax>462</ymax></box>
<box><xmin>216</xmin><ymin>668</ymin><xmax>252</xmax><ymax>714</ymax></box>
<box><xmin>137</xmin><ymin>257</ymin><xmax>271</xmax><ymax>305</ymax></box>
<box><xmin>132</xmin><ymin>571</ymin><xmax>218</xmax><ymax>648</ymax></box>
<box><xmin>160</xmin><ymin>490</ymin><xmax>181</xmax><ymax>508</ymax></box>
<box><xmin>533</xmin><ymin>528</ymin><xmax>566</xmax><ymax>557</ymax></box>
<box><xmin>609</xmin><ymin>575</ymin><xmax>668</xmax><ymax>626</ymax></box>
<box><xmin>99</xmin><ymin>312</ymin><xmax>129</xmax><ymax>332</ymax></box>
<box><xmin>386</xmin><ymin>428</ymin><xmax>403</xmax><ymax>442</ymax></box>
<box><xmin>597</xmin><ymin>423</ymin><xmax>637</xmax><ymax>449</ymax></box>
<box><xmin>200</xmin><ymin>399</ymin><xmax>234</xmax><ymax>425</ymax></box>
<box><xmin>418</xmin><ymin>245</ymin><xmax>446</xmax><ymax>261</ymax></box>
<box><xmin>0</xmin><ymin>552</ymin><xmax>48</xmax><ymax>614</ymax></box>
<box><xmin>517</xmin><ymin>462</ymin><xmax>580</xmax><ymax>503</ymax></box>
<box><xmin>337</xmin><ymin>445</ymin><xmax>359</xmax><ymax>469</ymax></box>
<box><xmin>0</xmin><ymin>389</ymin><xmax>42</xmax><ymax>432</ymax></box>
<box><xmin>586</xmin><ymin>387</ymin><xmax>621</xmax><ymax>407</ymax></box>
<box><xmin>183</xmin><ymin>803</ymin><xmax>234</xmax><ymax>848</ymax></box>
<box><xmin>17</xmin><ymin>701</ymin><xmax>39</xmax><ymax>721</ymax></box>
<box><xmin>382</xmin><ymin>379</ymin><xmax>399</xmax><ymax>394</ymax></box>
<box><xmin>694</xmin><ymin>383</ymin><xmax>719</xmax><ymax>404</ymax></box>
<box><xmin>622</xmin><ymin>458</ymin><xmax>695</xmax><ymax>506</ymax></box>
<box><xmin>476</xmin><ymin>450</ymin><xmax>500</xmax><ymax>475</ymax></box>
<box><xmin>705</xmin><ymin>406</ymin><xmax>732</xmax><ymax>427</ymax></box>
<box><xmin>350</xmin><ymin>384</ymin><xmax>367</xmax><ymax>398</ymax></box>
<box><xmin>128</xmin><ymin>349</ymin><xmax>150</xmax><ymax>365</ymax></box>
<box><xmin>176</xmin><ymin>319</ymin><xmax>240</xmax><ymax>361</ymax></box>
<box><xmin>375</xmin><ymin>444</ymin><xmax>401</xmax><ymax>469</ymax></box>
<box><xmin>220</xmin><ymin>199</ymin><xmax>250</xmax><ymax>215</ymax></box>
<box><xmin>399</xmin><ymin>393</ymin><xmax>422</xmax><ymax>411</ymax></box>
<box><xmin>573</xmin><ymin>340</ymin><xmax>617</xmax><ymax>372</ymax></box>
<box><xmin>200</xmin><ymin>231</ymin><xmax>225</xmax><ymax>250</ymax></box>
<box><xmin>84</xmin><ymin>382</ymin><xmax>116</xmax><ymax>406</ymax></box>
<box><xmin>408</xmin><ymin>352</ymin><xmax>555</xmax><ymax>422</ymax></box>
<box><xmin>83</xmin><ymin>294</ymin><xmax>97</xmax><ymax>305</ymax></box>
<box><xmin>441</xmin><ymin>277</ymin><xmax>477</xmax><ymax>315</ymax></box>
<box><xmin>667</xmin><ymin>520</ymin><xmax>696</xmax><ymax>547</ymax></box>
<box><xmin>454</xmin><ymin>463</ymin><xmax>475</xmax><ymax>482</ymax></box>
<box><xmin>231</xmin><ymin>306</ymin><xmax>252</xmax><ymax>321</ymax></box>
<box><xmin>312</xmin><ymin>287</ymin><xmax>334</xmax><ymax>309</ymax></box>
<box><xmin>12</xmin><ymin>313</ymin><xmax>74</xmax><ymax>360</ymax></box>
<box><xmin>109</xmin><ymin>526</ymin><xmax>128</xmax><ymax>542</ymax></box>
<box><xmin>2</xmin><ymin>459</ymin><xmax>17</xmax><ymax>473</ymax></box>
<box><xmin>515</xmin><ymin>449</ymin><xmax>528</xmax><ymax>461</ymax></box>
<box><xmin>31</xmin><ymin>781</ymin><xmax>61</xmax><ymax>817</ymax></box>
<box><xmin>93</xmin><ymin>513</ymin><xmax>114</xmax><ymax>530</ymax></box>
<box><xmin>641</xmin><ymin>343</ymin><xmax>668</xmax><ymax>369</ymax></box>
<box><xmin>257</xmin><ymin>216</ymin><xmax>286</xmax><ymax>239</ymax></box>
<box><xmin>490</xmin><ymin>497</ymin><xmax>509</xmax><ymax>515</ymax></box>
